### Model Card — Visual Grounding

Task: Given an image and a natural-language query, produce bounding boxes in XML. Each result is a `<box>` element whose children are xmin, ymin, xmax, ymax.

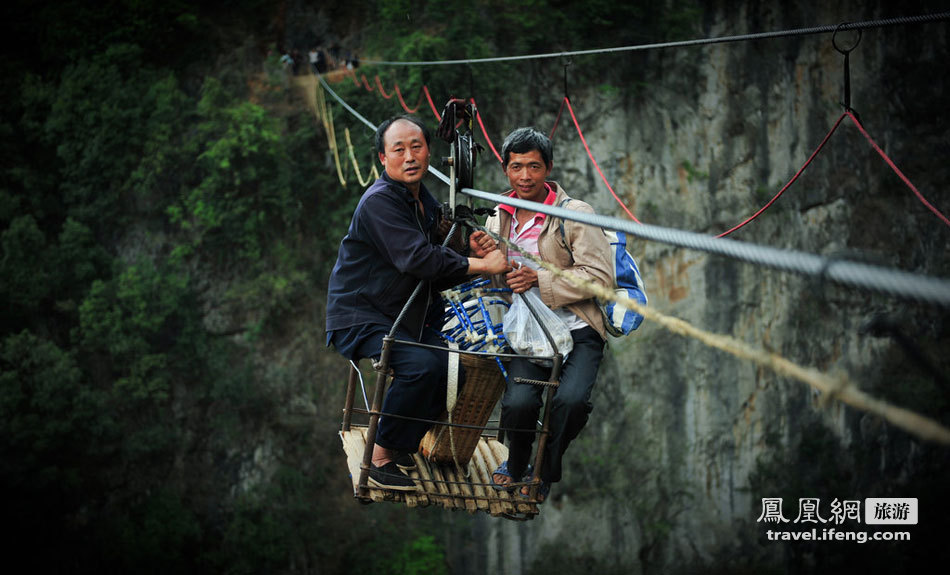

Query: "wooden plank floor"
<box><xmin>340</xmin><ymin>426</ymin><xmax>540</xmax><ymax>519</ymax></box>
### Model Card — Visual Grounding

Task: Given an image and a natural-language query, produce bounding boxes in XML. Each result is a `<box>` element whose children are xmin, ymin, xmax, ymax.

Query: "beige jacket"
<box><xmin>485</xmin><ymin>181</ymin><xmax>613</xmax><ymax>341</ymax></box>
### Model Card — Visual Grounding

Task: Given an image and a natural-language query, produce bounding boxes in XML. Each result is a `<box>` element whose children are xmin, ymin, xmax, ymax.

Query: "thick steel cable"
<box><xmin>461</xmin><ymin>188</ymin><xmax>950</xmax><ymax>307</ymax></box>
<box><xmin>351</xmin><ymin>78</ymin><xmax>946</xmax><ymax>237</ymax></box>
<box><xmin>319</xmin><ymin>75</ymin><xmax>377</xmax><ymax>131</ymax></box>
<box><xmin>468</xmin><ymin>219</ymin><xmax>950</xmax><ymax>445</ymax></box>
<box><xmin>360</xmin><ymin>12</ymin><xmax>950</xmax><ymax>66</ymax></box>
<box><xmin>318</xmin><ymin>74</ymin><xmax>950</xmax><ymax>307</ymax></box>
<box><xmin>316</xmin><ymin>75</ymin><xmax>950</xmax><ymax>445</ymax></box>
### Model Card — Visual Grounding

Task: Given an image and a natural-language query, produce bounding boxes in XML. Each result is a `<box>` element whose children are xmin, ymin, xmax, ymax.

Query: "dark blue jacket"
<box><xmin>326</xmin><ymin>173</ymin><xmax>470</xmax><ymax>340</ymax></box>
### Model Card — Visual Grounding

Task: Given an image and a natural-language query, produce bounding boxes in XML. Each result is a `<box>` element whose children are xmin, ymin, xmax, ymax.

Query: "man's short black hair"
<box><xmin>501</xmin><ymin>127</ymin><xmax>553</xmax><ymax>169</ymax></box>
<box><xmin>375</xmin><ymin>115</ymin><xmax>431</xmax><ymax>155</ymax></box>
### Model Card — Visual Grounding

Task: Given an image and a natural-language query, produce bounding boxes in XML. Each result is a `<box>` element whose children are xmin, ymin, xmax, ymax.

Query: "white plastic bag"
<box><xmin>503</xmin><ymin>289</ymin><xmax>573</xmax><ymax>362</ymax></box>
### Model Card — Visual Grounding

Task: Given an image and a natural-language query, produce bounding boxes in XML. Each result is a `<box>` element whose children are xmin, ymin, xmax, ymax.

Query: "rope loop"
<box><xmin>832</xmin><ymin>22</ymin><xmax>863</xmax><ymax>54</ymax></box>
<box><xmin>832</xmin><ymin>23</ymin><xmax>862</xmax><ymax>112</ymax></box>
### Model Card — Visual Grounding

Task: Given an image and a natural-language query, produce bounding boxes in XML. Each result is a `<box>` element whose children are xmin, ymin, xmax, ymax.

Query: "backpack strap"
<box><xmin>557</xmin><ymin>198</ymin><xmax>574</xmax><ymax>260</ymax></box>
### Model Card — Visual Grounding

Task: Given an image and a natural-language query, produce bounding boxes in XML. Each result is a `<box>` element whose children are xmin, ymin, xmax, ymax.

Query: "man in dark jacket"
<box><xmin>326</xmin><ymin>115</ymin><xmax>506</xmax><ymax>491</ymax></box>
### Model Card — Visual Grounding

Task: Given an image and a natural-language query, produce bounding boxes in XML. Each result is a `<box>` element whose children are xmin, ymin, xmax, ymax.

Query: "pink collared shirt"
<box><xmin>499</xmin><ymin>183</ymin><xmax>557</xmax><ymax>261</ymax></box>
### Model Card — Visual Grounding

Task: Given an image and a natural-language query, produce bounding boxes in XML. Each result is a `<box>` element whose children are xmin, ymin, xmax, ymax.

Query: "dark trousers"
<box><xmin>351</xmin><ymin>325</ymin><xmax>450</xmax><ymax>452</ymax></box>
<box><xmin>501</xmin><ymin>326</ymin><xmax>605</xmax><ymax>484</ymax></box>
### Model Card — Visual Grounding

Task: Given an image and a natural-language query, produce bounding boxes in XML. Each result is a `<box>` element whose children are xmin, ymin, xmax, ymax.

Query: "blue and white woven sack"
<box><xmin>558</xmin><ymin>200</ymin><xmax>647</xmax><ymax>337</ymax></box>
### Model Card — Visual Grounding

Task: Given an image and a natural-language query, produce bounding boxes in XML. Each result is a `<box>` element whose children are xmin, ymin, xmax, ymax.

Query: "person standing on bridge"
<box><xmin>326</xmin><ymin>115</ymin><xmax>507</xmax><ymax>491</ymax></box>
<box><xmin>477</xmin><ymin>127</ymin><xmax>613</xmax><ymax>502</ymax></box>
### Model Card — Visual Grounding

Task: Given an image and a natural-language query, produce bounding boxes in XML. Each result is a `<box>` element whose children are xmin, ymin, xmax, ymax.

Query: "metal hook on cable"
<box><xmin>832</xmin><ymin>23</ymin><xmax>863</xmax><ymax>115</ymax></box>
<box><xmin>561</xmin><ymin>55</ymin><xmax>574</xmax><ymax>101</ymax></box>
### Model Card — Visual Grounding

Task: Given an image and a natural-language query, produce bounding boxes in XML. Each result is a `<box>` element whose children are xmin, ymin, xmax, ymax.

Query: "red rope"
<box><xmin>845</xmin><ymin>109</ymin><xmax>950</xmax><ymax>228</ymax></box>
<box><xmin>360</xmin><ymin>74</ymin><xmax>375</xmax><ymax>92</ymax></box>
<box><xmin>470</xmin><ymin>98</ymin><xmax>503</xmax><ymax>164</ymax></box>
<box><xmin>717</xmin><ymin>112</ymin><xmax>847</xmax><ymax>237</ymax></box>
<box><xmin>423</xmin><ymin>85</ymin><xmax>441</xmax><ymax>121</ymax></box>
<box><xmin>549</xmin><ymin>97</ymin><xmax>566</xmax><ymax>139</ymax></box>
<box><xmin>565</xmin><ymin>97</ymin><xmax>640</xmax><ymax>222</ymax></box>
<box><xmin>394</xmin><ymin>83</ymin><xmax>423</xmax><ymax>114</ymax></box>
<box><xmin>374</xmin><ymin>76</ymin><xmax>393</xmax><ymax>100</ymax></box>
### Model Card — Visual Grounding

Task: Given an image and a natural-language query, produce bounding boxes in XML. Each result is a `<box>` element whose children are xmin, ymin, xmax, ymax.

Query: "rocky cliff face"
<box><xmin>470</xmin><ymin>2</ymin><xmax>950</xmax><ymax>573</ymax></box>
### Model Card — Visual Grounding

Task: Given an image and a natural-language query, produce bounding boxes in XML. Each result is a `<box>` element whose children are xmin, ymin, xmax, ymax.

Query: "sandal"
<box><xmin>519</xmin><ymin>479</ymin><xmax>551</xmax><ymax>503</ymax></box>
<box><xmin>492</xmin><ymin>462</ymin><xmax>533</xmax><ymax>492</ymax></box>
<box><xmin>491</xmin><ymin>461</ymin><xmax>516</xmax><ymax>491</ymax></box>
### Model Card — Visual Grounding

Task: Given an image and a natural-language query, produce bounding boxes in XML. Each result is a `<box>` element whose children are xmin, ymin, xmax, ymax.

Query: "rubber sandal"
<box><xmin>519</xmin><ymin>479</ymin><xmax>551</xmax><ymax>503</ymax></box>
<box><xmin>491</xmin><ymin>461</ymin><xmax>514</xmax><ymax>491</ymax></box>
<box><xmin>491</xmin><ymin>461</ymin><xmax>516</xmax><ymax>492</ymax></box>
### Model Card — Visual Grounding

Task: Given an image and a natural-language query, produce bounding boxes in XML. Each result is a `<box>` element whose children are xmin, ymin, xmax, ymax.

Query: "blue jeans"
<box><xmin>334</xmin><ymin>324</ymin><xmax>451</xmax><ymax>452</ymax></box>
<box><xmin>501</xmin><ymin>326</ymin><xmax>605</xmax><ymax>483</ymax></box>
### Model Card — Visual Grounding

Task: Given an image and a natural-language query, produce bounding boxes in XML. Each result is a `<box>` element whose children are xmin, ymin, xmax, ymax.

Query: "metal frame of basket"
<box><xmin>346</xmin><ymin>224</ymin><xmax>563</xmax><ymax>507</ymax></box>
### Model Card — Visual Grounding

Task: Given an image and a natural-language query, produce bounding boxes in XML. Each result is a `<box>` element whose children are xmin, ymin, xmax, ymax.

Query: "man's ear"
<box><xmin>378</xmin><ymin>152</ymin><xmax>386</xmax><ymax>165</ymax></box>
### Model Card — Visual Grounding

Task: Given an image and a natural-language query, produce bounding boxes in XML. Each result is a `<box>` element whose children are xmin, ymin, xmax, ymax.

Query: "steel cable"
<box><xmin>461</xmin><ymin>187</ymin><xmax>950</xmax><ymax>307</ymax></box>
<box><xmin>317</xmin><ymin>74</ymin><xmax>950</xmax><ymax>307</ymax></box>
<box><xmin>360</xmin><ymin>12</ymin><xmax>950</xmax><ymax>66</ymax></box>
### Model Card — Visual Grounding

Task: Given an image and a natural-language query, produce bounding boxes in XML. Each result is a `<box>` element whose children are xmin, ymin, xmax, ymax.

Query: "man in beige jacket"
<box><xmin>472</xmin><ymin>127</ymin><xmax>613</xmax><ymax>502</ymax></box>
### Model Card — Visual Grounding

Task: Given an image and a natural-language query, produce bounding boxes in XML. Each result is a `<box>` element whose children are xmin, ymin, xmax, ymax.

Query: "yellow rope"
<box><xmin>323</xmin><ymin>92</ymin><xmax>348</xmax><ymax>188</ymax></box>
<box><xmin>481</xmin><ymin>226</ymin><xmax>950</xmax><ymax>445</ymax></box>
<box><xmin>306</xmin><ymin>77</ymin><xmax>379</xmax><ymax>188</ymax></box>
<box><xmin>307</xmin><ymin>77</ymin><xmax>347</xmax><ymax>187</ymax></box>
<box><xmin>344</xmin><ymin>128</ymin><xmax>379</xmax><ymax>187</ymax></box>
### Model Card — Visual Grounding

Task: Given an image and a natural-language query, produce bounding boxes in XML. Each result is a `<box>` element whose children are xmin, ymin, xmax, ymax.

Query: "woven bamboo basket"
<box><xmin>420</xmin><ymin>353</ymin><xmax>506</xmax><ymax>466</ymax></box>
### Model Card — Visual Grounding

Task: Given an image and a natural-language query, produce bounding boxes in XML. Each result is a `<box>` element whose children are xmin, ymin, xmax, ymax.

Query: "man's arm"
<box><xmin>360</xmin><ymin>193</ymin><xmax>470</xmax><ymax>280</ymax></box>
<box><xmin>361</xmin><ymin>193</ymin><xmax>509</xmax><ymax>281</ymax></box>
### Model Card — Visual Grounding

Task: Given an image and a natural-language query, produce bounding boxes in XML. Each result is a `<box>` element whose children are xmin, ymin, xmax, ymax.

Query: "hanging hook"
<box><xmin>561</xmin><ymin>55</ymin><xmax>573</xmax><ymax>101</ymax></box>
<box><xmin>832</xmin><ymin>23</ymin><xmax>862</xmax><ymax>115</ymax></box>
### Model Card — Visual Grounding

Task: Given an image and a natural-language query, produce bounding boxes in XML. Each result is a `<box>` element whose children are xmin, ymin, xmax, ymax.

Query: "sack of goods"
<box><xmin>502</xmin><ymin>289</ymin><xmax>573</xmax><ymax>361</ymax></box>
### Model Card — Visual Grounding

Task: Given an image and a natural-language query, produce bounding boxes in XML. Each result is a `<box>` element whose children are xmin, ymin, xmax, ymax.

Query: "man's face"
<box><xmin>379</xmin><ymin>120</ymin><xmax>430</xmax><ymax>191</ymax></box>
<box><xmin>505</xmin><ymin>149</ymin><xmax>551</xmax><ymax>202</ymax></box>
